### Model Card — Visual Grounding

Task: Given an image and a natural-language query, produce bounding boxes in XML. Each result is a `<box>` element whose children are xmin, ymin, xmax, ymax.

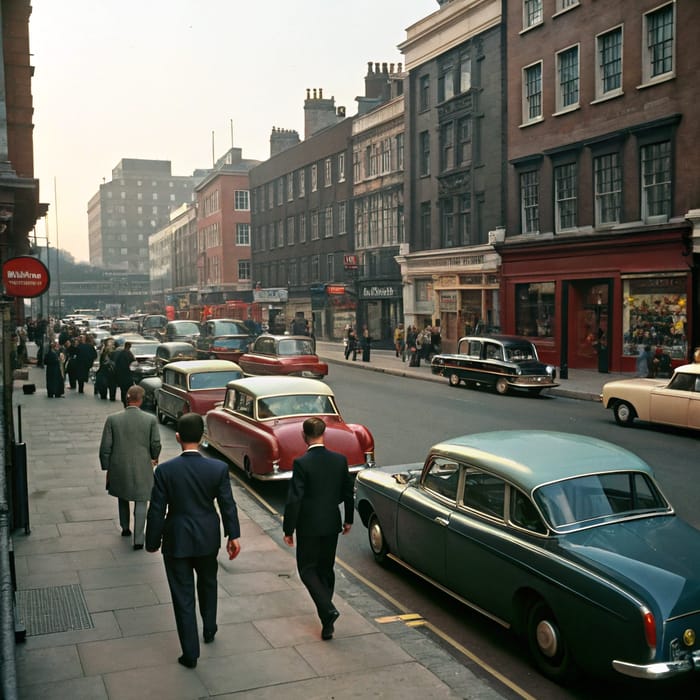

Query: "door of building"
<box><xmin>565</xmin><ymin>280</ymin><xmax>611</xmax><ymax>372</ymax></box>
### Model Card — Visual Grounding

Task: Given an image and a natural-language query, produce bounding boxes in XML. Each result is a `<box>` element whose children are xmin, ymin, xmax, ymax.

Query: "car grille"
<box><xmin>519</xmin><ymin>375</ymin><xmax>554</xmax><ymax>385</ymax></box>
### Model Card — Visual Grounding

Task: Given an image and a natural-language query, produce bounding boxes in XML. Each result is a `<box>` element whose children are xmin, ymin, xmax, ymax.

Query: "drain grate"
<box><xmin>16</xmin><ymin>584</ymin><xmax>94</xmax><ymax>636</ymax></box>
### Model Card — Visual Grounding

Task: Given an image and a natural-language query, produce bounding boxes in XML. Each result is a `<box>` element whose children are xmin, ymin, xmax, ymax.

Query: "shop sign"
<box><xmin>2</xmin><ymin>256</ymin><xmax>50</xmax><ymax>298</ymax></box>
<box><xmin>437</xmin><ymin>275</ymin><xmax>458</xmax><ymax>287</ymax></box>
<box><xmin>343</xmin><ymin>254</ymin><xmax>358</xmax><ymax>270</ymax></box>
<box><xmin>253</xmin><ymin>287</ymin><xmax>288</xmax><ymax>303</ymax></box>
<box><xmin>326</xmin><ymin>285</ymin><xmax>346</xmax><ymax>295</ymax></box>
<box><xmin>439</xmin><ymin>291</ymin><xmax>458</xmax><ymax>311</ymax></box>
<box><xmin>361</xmin><ymin>285</ymin><xmax>399</xmax><ymax>299</ymax></box>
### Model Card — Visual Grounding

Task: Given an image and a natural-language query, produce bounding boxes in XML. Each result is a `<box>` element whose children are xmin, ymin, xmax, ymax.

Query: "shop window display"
<box><xmin>515</xmin><ymin>282</ymin><xmax>555</xmax><ymax>339</ymax></box>
<box><xmin>622</xmin><ymin>277</ymin><xmax>687</xmax><ymax>359</ymax></box>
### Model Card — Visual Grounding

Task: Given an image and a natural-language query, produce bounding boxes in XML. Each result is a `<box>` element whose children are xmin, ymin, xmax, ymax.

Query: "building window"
<box><xmin>415</xmin><ymin>278</ymin><xmax>433</xmax><ymax>303</ymax></box>
<box><xmin>287</xmin><ymin>216</ymin><xmax>295</xmax><ymax>245</ymax></box>
<box><xmin>234</xmin><ymin>190</ymin><xmax>250</xmax><ymax>210</ymax></box>
<box><xmin>643</xmin><ymin>3</ymin><xmax>674</xmax><ymax>83</ymax></box>
<box><xmin>441</xmin><ymin>198</ymin><xmax>454</xmax><ymax>248</ymax></box>
<box><xmin>520</xmin><ymin>170</ymin><xmax>540</xmax><ymax>233</ymax></box>
<box><xmin>419</xmin><ymin>131</ymin><xmax>430</xmax><ymax>177</ymax></box>
<box><xmin>523</xmin><ymin>62</ymin><xmax>543</xmax><ymax>123</ymax></box>
<box><xmin>594</xmin><ymin>153</ymin><xmax>622</xmax><ymax>225</ymax></box>
<box><xmin>555</xmin><ymin>0</ymin><xmax>579</xmax><ymax>12</ymax></box>
<box><xmin>456</xmin><ymin>118</ymin><xmax>471</xmax><ymax>166</ymax></box>
<box><xmin>325</xmin><ymin>158</ymin><xmax>332</xmax><ymax>186</ymax></box>
<box><xmin>277</xmin><ymin>220</ymin><xmax>284</xmax><ymax>248</ymax></box>
<box><xmin>395</xmin><ymin>133</ymin><xmax>404</xmax><ymax>170</ymax></box>
<box><xmin>440</xmin><ymin>123</ymin><xmax>454</xmax><ymax>172</ymax></box>
<box><xmin>324</xmin><ymin>206</ymin><xmax>333</xmax><ymax>238</ymax></box>
<box><xmin>276</xmin><ymin>178</ymin><xmax>284</xmax><ymax>206</ymax></box>
<box><xmin>420</xmin><ymin>201</ymin><xmax>431</xmax><ymax>249</ymax></box>
<box><xmin>338</xmin><ymin>202</ymin><xmax>347</xmax><ymax>234</ymax></box>
<box><xmin>556</xmin><ymin>45</ymin><xmax>579</xmax><ymax>112</ymax></box>
<box><xmin>287</xmin><ymin>174</ymin><xmax>294</xmax><ymax>201</ymax></box>
<box><xmin>338</xmin><ymin>153</ymin><xmax>345</xmax><ymax>182</ymax></box>
<box><xmin>311</xmin><ymin>255</ymin><xmax>320</xmax><ymax>281</ymax></box>
<box><xmin>641</xmin><ymin>140</ymin><xmax>671</xmax><ymax>221</ymax></box>
<box><xmin>419</xmin><ymin>74</ymin><xmax>430</xmax><ymax>111</ymax></box>
<box><xmin>596</xmin><ymin>27</ymin><xmax>623</xmax><ymax>98</ymax></box>
<box><xmin>381</xmin><ymin>139</ymin><xmax>391</xmax><ymax>174</ymax></box>
<box><xmin>267</xmin><ymin>184</ymin><xmax>273</xmax><ymax>209</ymax></box>
<box><xmin>311</xmin><ymin>211</ymin><xmax>319</xmax><ymax>240</ymax></box>
<box><xmin>238</xmin><ymin>260</ymin><xmax>251</xmax><ymax>280</ymax></box>
<box><xmin>299</xmin><ymin>213</ymin><xmax>307</xmax><ymax>243</ymax></box>
<box><xmin>326</xmin><ymin>253</ymin><xmax>334</xmax><ymax>281</ymax></box>
<box><xmin>515</xmin><ymin>282</ymin><xmax>555</xmax><ymax>338</ymax></box>
<box><xmin>353</xmin><ymin>150</ymin><xmax>361</xmax><ymax>184</ymax></box>
<box><xmin>459</xmin><ymin>194</ymin><xmax>471</xmax><ymax>245</ymax></box>
<box><xmin>523</xmin><ymin>0</ymin><xmax>543</xmax><ymax>30</ymax></box>
<box><xmin>236</xmin><ymin>223</ymin><xmax>250</xmax><ymax>245</ymax></box>
<box><xmin>298</xmin><ymin>169</ymin><xmax>306</xmax><ymax>198</ymax></box>
<box><xmin>311</xmin><ymin>164</ymin><xmax>318</xmax><ymax>191</ymax></box>
<box><xmin>152</xmin><ymin>193</ymin><xmax>158</xmax><ymax>201</ymax></box>
<box><xmin>438</xmin><ymin>64</ymin><xmax>455</xmax><ymax>103</ymax></box>
<box><xmin>459</xmin><ymin>56</ymin><xmax>471</xmax><ymax>93</ymax></box>
<box><xmin>554</xmin><ymin>163</ymin><xmax>577</xmax><ymax>231</ymax></box>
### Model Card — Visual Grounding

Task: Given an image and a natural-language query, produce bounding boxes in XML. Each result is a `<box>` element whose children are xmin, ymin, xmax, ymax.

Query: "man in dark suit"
<box><xmin>146</xmin><ymin>413</ymin><xmax>241</xmax><ymax>669</ymax></box>
<box><xmin>283</xmin><ymin>417</ymin><xmax>354</xmax><ymax>640</ymax></box>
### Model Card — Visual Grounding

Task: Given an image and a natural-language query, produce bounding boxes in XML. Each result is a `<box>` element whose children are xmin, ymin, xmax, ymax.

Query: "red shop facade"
<box><xmin>497</xmin><ymin>227</ymin><xmax>693</xmax><ymax>374</ymax></box>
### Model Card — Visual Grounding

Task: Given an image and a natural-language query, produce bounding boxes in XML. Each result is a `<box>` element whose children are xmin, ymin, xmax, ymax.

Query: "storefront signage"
<box><xmin>437</xmin><ymin>275</ymin><xmax>458</xmax><ymax>287</ymax></box>
<box><xmin>343</xmin><ymin>254</ymin><xmax>358</xmax><ymax>270</ymax></box>
<box><xmin>253</xmin><ymin>287</ymin><xmax>288</xmax><ymax>303</ymax></box>
<box><xmin>439</xmin><ymin>291</ymin><xmax>458</xmax><ymax>311</ymax></box>
<box><xmin>361</xmin><ymin>285</ymin><xmax>399</xmax><ymax>299</ymax></box>
<box><xmin>2</xmin><ymin>256</ymin><xmax>50</xmax><ymax>298</ymax></box>
<box><xmin>326</xmin><ymin>285</ymin><xmax>346</xmax><ymax>295</ymax></box>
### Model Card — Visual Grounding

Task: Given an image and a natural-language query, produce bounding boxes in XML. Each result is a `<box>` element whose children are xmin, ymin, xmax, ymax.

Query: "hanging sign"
<box><xmin>2</xmin><ymin>256</ymin><xmax>51</xmax><ymax>298</ymax></box>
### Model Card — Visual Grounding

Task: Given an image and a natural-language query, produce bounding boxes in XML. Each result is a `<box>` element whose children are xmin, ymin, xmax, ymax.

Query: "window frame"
<box><xmin>640</xmin><ymin>140</ymin><xmax>672</xmax><ymax>223</ymax></box>
<box><xmin>520</xmin><ymin>170</ymin><xmax>540</xmax><ymax>234</ymax></box>
<box><xmin>555</xmin><ymin>44</ymin><xmax>580</xmax><ymax>114</ymax></box>
<box><xmin>641</xmin><ymin>2</ymin><xmax>675</xmax><ymax>86</ymax></box>
<box><xmin>593</xmin><ymin>152</ymin><xmax>622</xmax><ymax>227</ymax></box>
<box><xmin>554</xmin><ymin>162</ymin><xmax>578</xmax><ymax>232</ymax></box>
<box><xmin>595</xmin><ymin>26</ymin><xmax>623</xmax><ymax>101</ymax></box>
<box><xmin>522</xmin><ymin>0</ymin><xmax>543</xmax><ymax>31</ymax></box>
<box><xmin>522</xmin><ymin>61</ymin><xmax>543</xmax><ymax>125</ymax></box>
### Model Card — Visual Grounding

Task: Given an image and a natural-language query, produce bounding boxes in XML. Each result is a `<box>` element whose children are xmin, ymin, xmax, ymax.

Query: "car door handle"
<box><xmin>434</xmin><ymin>516</ymin><xmax>449</xmax><ymax>527</ymax></box>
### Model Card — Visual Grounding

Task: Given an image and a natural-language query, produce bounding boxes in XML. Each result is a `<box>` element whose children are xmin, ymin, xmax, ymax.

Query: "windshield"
<box><xmin>534</xmin><ymin>471</ymin><xmax>669</xmax><ymax>530</ymax></box>
<box><xmin>213</xmin><ymin>321</ymin><xmax>248</xmax><ymax>335</ymax></box>
<box><xmin>256</xmin><ymin>394</ymin><xmax>336</xmax><ymax>418</ymax></box>
<box><xmin>213</xmin><ymin>337</ymin><xmax>250</xmax><ymax>350</ymax></box>
<box><xmin>505</xmin><ymin>344</ymin><xmax>538</xmax><ymax>361</ymax></box>
<box><xmin>172</xmin><ymin>322</ymin><xmax>199</xmax><ymax>334</ymax></box>
<box><xmin>278</xmin><ymin>338</ymin><xmax>315</xmax><ymax>356</ymax></box>
<box><xmin>189</xmin><ymin>370</ymin><xmax>243</xmax><ymax>390</ymax></box>
<box><xmin>131</xmin><ymin>343</ymin><xmax>158</xmax><ymax>356</ymax></box>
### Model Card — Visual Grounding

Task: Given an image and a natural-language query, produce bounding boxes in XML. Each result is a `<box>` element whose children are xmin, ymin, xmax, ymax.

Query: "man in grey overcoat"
<box><xmin>99</xmin><ymin>384</ymin><xmax>161</xmax><ymax>549</ymax></box>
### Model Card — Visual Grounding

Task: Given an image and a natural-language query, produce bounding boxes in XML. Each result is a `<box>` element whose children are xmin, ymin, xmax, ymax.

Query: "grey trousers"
<box><xmin>118</xmin><ymin>499</ymin><xmax>147</xmax><ymax>544</ymax></box>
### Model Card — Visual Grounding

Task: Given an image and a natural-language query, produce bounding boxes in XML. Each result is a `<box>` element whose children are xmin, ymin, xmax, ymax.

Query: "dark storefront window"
<box><xmin>623</xmin><ymin>276</ymin><xmax>687</xmax><ymax>359</ymax></box>
<box><xmin>516</xmin><ymin>282</ymin><xmax>555</xmax><ymax>338</ymax></box>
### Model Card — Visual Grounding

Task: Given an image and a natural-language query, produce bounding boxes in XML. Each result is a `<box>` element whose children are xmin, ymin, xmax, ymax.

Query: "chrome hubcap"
<box><xmin>536</xmin><ymin>619</ymin><xmax>559</xmax><ymax>658</ymax></box>
<box><xmin>369</xmin><ymin>522</ymin><xmax>383</xmax><ymax>553</ymax></box>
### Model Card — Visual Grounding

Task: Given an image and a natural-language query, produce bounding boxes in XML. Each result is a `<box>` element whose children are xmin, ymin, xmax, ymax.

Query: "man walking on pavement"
<box><xmin>99</xmin><ymin>385</ymin><xmax>161</xmax><ymax>549</ymax></box>
<box><xmin>283</xmin><ymin>417</ymin><xmax>354</xmax><ymax>640</ymax></box>
<box><xmin>146</xmin><ymin>413</ymin><xmax>241</xmax><ymax>669</ymax></box>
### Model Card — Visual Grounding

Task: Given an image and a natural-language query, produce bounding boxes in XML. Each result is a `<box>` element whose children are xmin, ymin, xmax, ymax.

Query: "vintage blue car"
<box><xmin>431</xmin><ymin>335</ymin><xmax>558</xmax><ymax>395</ymax></box>
<box><xmin>354</xmin><ymin>431</ymin><xmax>700</xmax><ymax>682</ymax></box>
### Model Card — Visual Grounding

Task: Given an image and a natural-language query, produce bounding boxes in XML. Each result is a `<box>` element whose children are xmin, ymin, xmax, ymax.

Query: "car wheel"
<box><xmin>367</xmin><ymin>512</ymin><xmax>388</xmax><ymax>564</ymax></box>
<box><xmin>243</xmin><ymin>457</ymin><xmax>254</xmax><ymax>481</ymax></box>
<box><xmin>526</xmin><ymin>600</ymin><xmax>577</xmax><ymax>682</ymax></box>
<box><xmin>448</xmin><ymin>373</ymin><xmax>461</xmax><ymax>387</ymax></box>
<box><xmin>613</xmin><ymin>401</ymin><xmax>635</xmax><ymax>427</ymax></box>
<box><xmin>495</xmin><ymin>377</ymin><xmax>510</xmax><ymax>395</ymax></box>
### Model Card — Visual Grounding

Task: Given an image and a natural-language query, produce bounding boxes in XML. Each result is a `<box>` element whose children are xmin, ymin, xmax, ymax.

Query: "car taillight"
<box><xmin>642</xmin><ymin>609</ymin><xmax>656</xmax><ymax>651</ymax></box>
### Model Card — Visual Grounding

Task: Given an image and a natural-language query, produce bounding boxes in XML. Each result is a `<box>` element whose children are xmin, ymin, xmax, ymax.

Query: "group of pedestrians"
<box><xmin>44</xmin><ymin>333</ymin><xmax>97</xmax><ymax>398</ymax></box>
<box><xmin>99</xmin><ymin>394</ymin><xmax>350</xmax><ymax>669</ymax></box>
<box><xmin>343</xmin><ymin>325</ymin><xmax>372</xmax><ymax>362</ymax></box>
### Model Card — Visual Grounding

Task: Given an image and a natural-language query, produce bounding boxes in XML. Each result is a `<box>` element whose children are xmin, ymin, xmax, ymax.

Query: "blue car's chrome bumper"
<box><xmin>613</xmin><ymin>649</ymin><xmax>700</xmax><ymax>679</ymax></box>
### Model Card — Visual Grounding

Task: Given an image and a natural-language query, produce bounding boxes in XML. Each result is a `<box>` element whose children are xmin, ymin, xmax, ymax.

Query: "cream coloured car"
<box><xmin>601</xmin><ymin>363</ymin><xmax>700</xmax><ymax>429</ymax></box>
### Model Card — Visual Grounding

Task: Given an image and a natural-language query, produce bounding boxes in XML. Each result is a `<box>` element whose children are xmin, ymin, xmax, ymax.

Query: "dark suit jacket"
<box><xmin>283</xmin><ymin>445</ymin><xmax>354</xmax><ymax>537</ymax></box>
<box><xmin>146</xmin><ymin>451</ymin><xmax>240</xmax><ymax>557</ymax></box>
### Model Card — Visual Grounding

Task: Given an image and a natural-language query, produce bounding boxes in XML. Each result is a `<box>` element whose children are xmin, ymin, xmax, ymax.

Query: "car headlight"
<box><xmin>546</xmin><ymin>365</ymin><xmax>555</xmax><ymax>377</ymax></box>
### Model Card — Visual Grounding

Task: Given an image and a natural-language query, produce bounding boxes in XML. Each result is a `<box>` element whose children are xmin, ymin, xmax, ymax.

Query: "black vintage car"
<box><xmin>139</xmin><ymin>341</ymin><xmax>198</xmax><ymax>409</ymax></box>
<box><xmin>196</xmin><ymin>318</ymin><xmax>252</xmax><ymax>359</ymax></box>
<box><xmin>431</xmin><ymin>335</ymin><xmax>558</xmax><ymax>396</ymax></box>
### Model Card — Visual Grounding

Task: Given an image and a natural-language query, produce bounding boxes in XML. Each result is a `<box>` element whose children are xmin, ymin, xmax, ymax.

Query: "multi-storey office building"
<box><xmin>501</xmin><ymin>0</ymin><xmax>700</xmax><ymax>373</ymax></box>
<box><xmin>87</xmin><ymin>159</ymin><xmax>201</xmax><ymax>273</ymax></box>
<box><xmin>398</xmin><ymin>0</ymin><xmax>505</xmax><ymax>351</ymax></box>
<box><xmin>194</xmin><ymin>147</ymin><xmax>259</xmax><ymax>305</ymax></box>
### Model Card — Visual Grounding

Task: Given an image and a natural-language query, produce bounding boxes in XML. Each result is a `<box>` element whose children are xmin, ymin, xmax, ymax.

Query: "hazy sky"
<box><xmin>29</xmin><ymin>0</ymin><xmax>437</xmax><ymax>263</ymax></box>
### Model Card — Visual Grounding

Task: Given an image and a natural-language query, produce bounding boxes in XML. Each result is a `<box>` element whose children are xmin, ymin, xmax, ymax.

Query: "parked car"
<box><xmin>164</xmin><ymin>319</ymin><xmax>201</xmax><ymax>344</ymax></box>
<box><xmin>354</xmin><ymin>430</ymin><xmax>700</xmax><ymax>682</ymax></box>
<box><xmin>111</xmin><ymin>317</ymin><xmax>139</xmax><ymax>334</ymax></box>
<box><xmin>601</xmin><ymin>362</ymin><xmax>700</xmax><ymax>430</ymax></box>
<box><xmin>196</xmin><ymin>318</ymin><xmax>252</xmax><ymax>359</ymax></box>
<box><xmin>206</xmin><ymin>335</ymin><xmax>253</xmax><ymax>363</ymax></box>
<box><xmin>237</xmin><ymin>334</ymin><xmax>328</xmax><ymax>379</ymax></box>
<box><xmin>139</xmin><ymin>342</ymin><xmax>198</xmax><ymax>408</ymax></box>
<box><xmin>431</xmin><ymin>335</ymin><xmax>557</xmax><ymax>395</ymax></box>
<box><xmin>156</xmin><ymin>359</ymin><xmax>243</xmax><ymax>425</ymax></box>
<box><xmin>127</xmin><ymin>339</ymin><xmax>161</xmax><ymax>383</ymax></box>
<box><xmin>204</xmin><ymin>376</ymin><xmax>374</xmax><ymax>481</ymax></box>
<box><xmin>140</xmin><ymin>314</ymin><xmax>168</xmax><ymax>340</ymax></box>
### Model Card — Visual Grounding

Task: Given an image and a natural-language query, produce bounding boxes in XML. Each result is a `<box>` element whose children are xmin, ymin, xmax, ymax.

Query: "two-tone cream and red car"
<box><xmin>601</xmin><ymin>363</ymin><xmax>700</xmax><ymax>430</ymax></box>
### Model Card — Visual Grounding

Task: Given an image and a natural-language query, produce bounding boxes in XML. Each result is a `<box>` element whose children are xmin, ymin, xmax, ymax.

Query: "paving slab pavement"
<box><xmin>9</xmin><ymin>363</ymin><xmax>510</xmax><ymax>700</ymax></box>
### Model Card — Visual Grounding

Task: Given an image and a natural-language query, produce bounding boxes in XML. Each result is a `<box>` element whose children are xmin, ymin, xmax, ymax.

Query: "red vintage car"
<box><xmin>155</xmin><ymin>359</ymin><xmax>243</xmax><ymax>425</ymax></box>
<box><xmin>237</xmin><ymin>334</ymin><xmax>328</xmax><ymax>379</ymax></box>
<box><xmin>204</xmin><ymin>376</ymin><xmax>375</xmax><ymax>481</ymax></box>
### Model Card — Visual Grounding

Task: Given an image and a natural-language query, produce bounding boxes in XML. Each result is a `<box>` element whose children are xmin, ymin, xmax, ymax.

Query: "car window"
<box><xmin>232</xmin><ymin>391</ymin><xmax>253</xmax><ymax>416</ymax></box>
<box><xmin>484</xmin><ymin>344</ymin><xmax>504</xmax><ymax>361</ymax></box>
<box><xmin>213</xmin><ymin>321</ymin><xmax>248</xmax><ymax>335</ymax></box>
<box><xmin>466</xmin><ymin>340</ymin><xmax>481</xmax><ymax>357</ymax></box>
<box><xmin>511</xmin><ymin>490</ymin><xmax>547</xmax><ymax>534</ymax></box>
<box><xmin>534</xmin><ymin>472</ymin><xmax>669</xmax><ymax>529</ymax></box>
<box><xmin>257</xmin><ymin>394</ymin><xmax>334</xmax><ymax>418</ymax></box>
<box><xmin>163</xmin><ymin>369</ymin><xmax>174</xmax><ymax>385</ymax></box>
<box><xmin>505</xmin><ymin>344</ymin><xmax>537</xmax><ymax>361</ymax></box>
<box><xmin>668</xmin><ymin>372</ymin><xmax>696</xmax><ymax>392</ymax></box>
<box><xmin>422</xmin><ymin>458</ymin><xmax>460</xmax><ymax>501</ymax></box>
<box><xmin>462</xmin><ymin>466</ymin><xmax>505</xmax><ymax>518</ymax></box>
<box><xmin>189</xmin><ymin>370</ymin><xmax>243</xmax><ymax>390</ymax></box>
<box><xmin>254</xmin><ymin>337</ymin><xmax>275</xmax><ymax>354</ymax></box>
<box><xmin>213</xmin><ymin>337</ymin><xmax>250</xmax><ymax>350</ymax></box>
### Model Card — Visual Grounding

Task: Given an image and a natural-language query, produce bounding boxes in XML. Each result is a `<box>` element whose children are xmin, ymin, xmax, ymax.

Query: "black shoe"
<box><xmin>121</xmin><ymin>529</ymin><xmax>132</xmax><ymax>537</ymax></box>
<box><xmin>133</xmin><ymin>544</ymin><xmax>144</xmax><ymax>551</ymax></box>
<box><xmin>178</xmin><ymin>655</ymin><xmax>197</xmax><ymax>669</ymax></box>
<box><xmin>321</xmin><ymin>609</ymin><xmax>339</xmax><ymax>640</ymax></box>
<box><xmin>204</xmin><ymin>625</ymin><xmax>218</xmax><ymax>643</ymax></box>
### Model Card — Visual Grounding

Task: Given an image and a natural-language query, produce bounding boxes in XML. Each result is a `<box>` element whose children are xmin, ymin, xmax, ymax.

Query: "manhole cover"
<box><xmin>16</xmin><ymin>584</ymin><xmax>94</xmax><ymax>636</ymax></box>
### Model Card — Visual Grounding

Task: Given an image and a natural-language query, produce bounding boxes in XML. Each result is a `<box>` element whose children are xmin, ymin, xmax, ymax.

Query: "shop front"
<box><xmin>310</xmin><ymin>284</ymin><xmax>356</xmax><ymax>341</ymax></box>
<box><xmin>357</xmin><ymin>282</ymin><xmax>403</xmax><ymax>349</ymax></box>
<box><xmin>499</xmin><ymin>228</ymin><xmax>692</xmax><ymax>373</ymax></box>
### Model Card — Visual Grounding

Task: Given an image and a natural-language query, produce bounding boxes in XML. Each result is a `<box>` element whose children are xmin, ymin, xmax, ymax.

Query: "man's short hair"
<box><xmin>177</xmin><ymin>413</ymin><xmax>204</xmax><ymax>443</ymax></box>
<box><xmin>126</xmin><ymin>385</ymin><xmax>144</xmax><ymax>404</ymax></box>
<box><xmin>302</xmin><ymin>416</ymin><xmax>326</xmax><ymax>439</ymax></box>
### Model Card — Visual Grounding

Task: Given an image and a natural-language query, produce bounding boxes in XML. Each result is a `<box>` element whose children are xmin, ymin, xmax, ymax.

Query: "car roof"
<box><xmin>430</xmin><ymin>431</ymin><xmax>652</xmax><ymax>493</ymax></box>
<box><xmin>672</xmin><ymin>363</ymin><xmax>700</xmax><ymax>375</ymax></box>
<box><xmin>458</xmin><ymin>335</ymin><xmax>535</xmax><ymax>345</ymax></box>
<box><xmin>164</xmin><ymin>360</ymin><xmax>242</xmax><ymax>373</ymax></box>
<box><xmin>225</xmin><ymin>375</ymin><xmax>332</xmax><ymax>397</ymax></box>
